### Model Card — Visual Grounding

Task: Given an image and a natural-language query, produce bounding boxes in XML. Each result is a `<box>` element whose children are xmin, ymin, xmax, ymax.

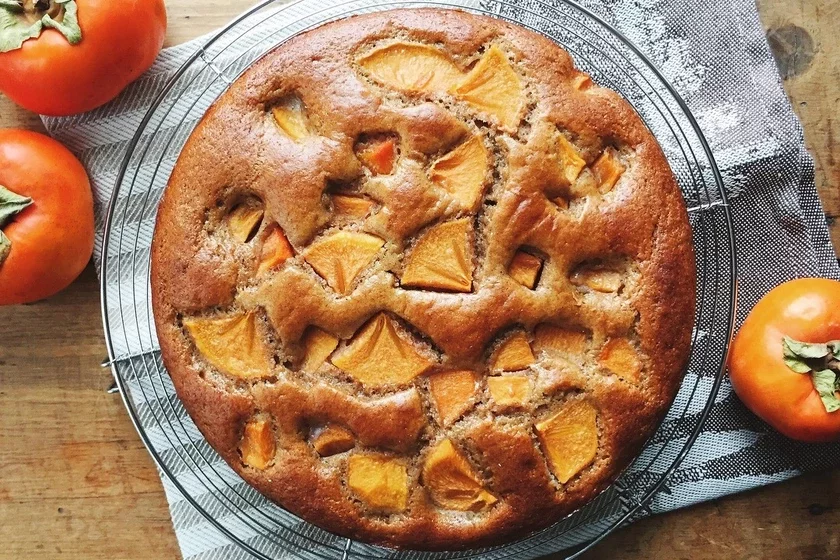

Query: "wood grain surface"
<box><xmin>0</xmin><ymin>1</ymin><xmax>838</xmax><ymax>559</ymax></box>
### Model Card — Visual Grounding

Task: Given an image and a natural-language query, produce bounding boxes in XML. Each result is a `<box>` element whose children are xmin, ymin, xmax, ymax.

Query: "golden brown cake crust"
<box><xmin>150</xmin><ymin>8</ymin><xmax>695</xmax><ymax>550</ymax></box>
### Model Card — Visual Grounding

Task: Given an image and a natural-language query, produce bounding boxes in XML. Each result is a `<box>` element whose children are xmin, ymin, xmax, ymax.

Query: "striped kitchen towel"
<box><xmin>42</xmin><ymin>0</ymin><xmax>840</xmax><ymax>558</ymax></box>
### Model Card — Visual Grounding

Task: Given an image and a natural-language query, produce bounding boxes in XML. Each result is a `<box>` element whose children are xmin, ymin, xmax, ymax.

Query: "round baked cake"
<box><xmin>151</xmin><ymin>8</ymin><xmax>695</xmax><ymax>551</ymax></box>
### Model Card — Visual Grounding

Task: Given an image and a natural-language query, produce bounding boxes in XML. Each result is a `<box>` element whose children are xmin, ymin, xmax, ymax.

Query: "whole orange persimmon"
<box><xmin>0</xmin><ymin>0</ymin><xmax>167</xmax><ymax>116</ymax></box>
<box><xmin>0</xmin><ymin>129</ymin><xmax>94</xmax><ymax>305</ymax></box>
<box><xmin>728</xmin><ymin>278</ymin><xmax>840</xmax><ymax>442</ymax></box>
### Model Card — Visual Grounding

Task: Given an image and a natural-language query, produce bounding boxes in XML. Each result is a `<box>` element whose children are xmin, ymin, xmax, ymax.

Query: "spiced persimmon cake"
<box><xmin>150</xmin><ymin>8</ymin><xmax>695</xmax><ymax>550</ymax></box>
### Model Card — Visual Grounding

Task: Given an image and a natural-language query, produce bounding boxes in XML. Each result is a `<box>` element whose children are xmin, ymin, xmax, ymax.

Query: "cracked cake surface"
<box><xmin>150</xmin><ymin>8</ymin><xmax>695</xmax><ymax>550</ymax></box>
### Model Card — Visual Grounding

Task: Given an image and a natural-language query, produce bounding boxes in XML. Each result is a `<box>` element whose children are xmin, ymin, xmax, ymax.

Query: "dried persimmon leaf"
<box><xmin>783</xmin><ymin>336</ymin><xmax>830</xmax><ymax>359</ymax></box>
<box><xmin>811</xmin><ymin>369</ymin><xmax>840</xmax><ymax>413</ymax></box>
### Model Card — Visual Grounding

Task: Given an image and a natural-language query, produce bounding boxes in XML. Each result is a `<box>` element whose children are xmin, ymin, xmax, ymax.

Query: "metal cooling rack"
<box><xmin>101</xmin><ymin>0</ymin><xmax>737</xmax><ymax>558</ymax></box>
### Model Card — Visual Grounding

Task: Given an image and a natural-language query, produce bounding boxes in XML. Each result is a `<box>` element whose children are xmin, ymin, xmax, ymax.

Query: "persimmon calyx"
<box><xmin>0</xmin><ymin>183</ymin><xmax>33</xmax><ymax>266</ymax></box>
<box><xmin>0</xmin><ymin>0</ymin><xmax>81</xmax><ymax>53</ymax></box>
<box><xmin>782</xmin><ymin>336</ymin><xmax>840</xmax><ymax>412</ymax></box>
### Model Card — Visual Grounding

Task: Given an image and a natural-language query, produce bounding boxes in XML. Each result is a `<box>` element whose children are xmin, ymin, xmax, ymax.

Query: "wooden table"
<box><xmin>1</xmin><ymin>1</ymin><xmax>838</xmax><ymax>558</ymax></box>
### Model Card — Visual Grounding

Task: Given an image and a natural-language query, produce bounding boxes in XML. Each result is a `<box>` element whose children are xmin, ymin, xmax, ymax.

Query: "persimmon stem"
<box><xmin>0</xmin><ymin>0</ymin><xmax>80</xmax><ymax>53</ymax></box>
<box><xmin>15</xmin><ymin>1</ymin><xmax>59</xmax><ymax>21</ymax></box>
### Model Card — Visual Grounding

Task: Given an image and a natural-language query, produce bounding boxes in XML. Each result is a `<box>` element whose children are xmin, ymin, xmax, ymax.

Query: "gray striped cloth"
<box><xmin>42</xmin><ymin>0</ymin><xmax>840</xmax><ymax>558</ymax></box>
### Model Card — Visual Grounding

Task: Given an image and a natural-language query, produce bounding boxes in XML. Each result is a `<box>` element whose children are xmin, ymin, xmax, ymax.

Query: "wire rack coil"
<box><xmin>101</xmin><ymin>0</ymin><xmax>737</xmax><ymax>558</ymax></box>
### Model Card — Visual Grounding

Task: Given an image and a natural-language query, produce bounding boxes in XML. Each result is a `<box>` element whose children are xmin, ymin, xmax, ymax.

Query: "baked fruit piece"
<box><xmin>150</xmin><ymin>8</ymin><xmax>695</xmax><ymax>551</ymax></box>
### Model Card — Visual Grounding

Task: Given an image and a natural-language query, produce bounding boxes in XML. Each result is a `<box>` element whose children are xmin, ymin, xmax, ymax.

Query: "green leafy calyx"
<box><xmin>0</xmin><ymin>0</ymin><xmax>81</xmax><ymax>53</ymax></box>
<box><xmin>0</xmin><ymin>183</ymin><xmax>33</xmax><ymax>267</ymax></box>
<box><xmin>783</xmin><ymin>336</ymin><xmax>840</xmax><ymax>413</ymax></box>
